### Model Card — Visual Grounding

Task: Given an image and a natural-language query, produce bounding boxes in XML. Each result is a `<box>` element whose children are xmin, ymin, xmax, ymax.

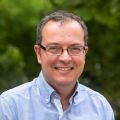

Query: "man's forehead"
<box><xmin>43</xmin><ymin>20</ymin><xmax>82</xmax><ymax>30</ymax></box>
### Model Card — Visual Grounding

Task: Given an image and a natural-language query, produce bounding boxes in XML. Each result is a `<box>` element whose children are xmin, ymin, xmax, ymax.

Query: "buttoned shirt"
<box><xmin>0</xmin><ymin>71</ymin><xmax>114</xmax><ymax>120</ymax></box>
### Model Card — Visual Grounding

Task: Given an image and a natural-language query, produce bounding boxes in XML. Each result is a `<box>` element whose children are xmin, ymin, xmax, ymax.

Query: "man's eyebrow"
<box><xmin>46</xmin><ymin>43</ymin><xmax>60</xmax><ymax>45</ymax></box>
<box><xmin>69</xmin><ymin>43</ymin><xmax>84</xmax><ymax>46</ymax></box>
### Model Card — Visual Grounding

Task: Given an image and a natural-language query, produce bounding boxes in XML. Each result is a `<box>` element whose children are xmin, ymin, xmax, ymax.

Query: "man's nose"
<box><xmin>58</xmin><ymin>49</ymin><xmax>72</xmax><ymax>62</ymax></box>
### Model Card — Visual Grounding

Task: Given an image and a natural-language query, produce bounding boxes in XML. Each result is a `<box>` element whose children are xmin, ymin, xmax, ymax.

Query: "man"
<box><xmin>0</xmin><ymin>11</ymin><xmax>114</xmax><ymax>120</ymax></box>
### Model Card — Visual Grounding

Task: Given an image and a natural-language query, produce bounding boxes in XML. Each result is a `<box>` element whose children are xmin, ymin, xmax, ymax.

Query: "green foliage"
<box><xmin>0</xmin><ymin>0</ymin><xmax>120</xmax><ymax>119</ymax></box>
<box><xmin>0</xmin><ymin>45</ymin><xmax>27</xmax><ymax>92</ymax></box>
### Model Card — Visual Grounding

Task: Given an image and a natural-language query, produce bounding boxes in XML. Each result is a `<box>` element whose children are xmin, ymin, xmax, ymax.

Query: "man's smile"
<box><xmin>54</xmin><ymin>66</ymin><xmax>74</xmax><ymax>71</ymax></box>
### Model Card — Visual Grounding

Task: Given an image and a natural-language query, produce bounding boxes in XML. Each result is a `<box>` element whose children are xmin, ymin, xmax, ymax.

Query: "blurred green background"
<box><xmin>0</xmin><ymin>0</ymin><xmax>120</xmax><ymax>119</ymax></box>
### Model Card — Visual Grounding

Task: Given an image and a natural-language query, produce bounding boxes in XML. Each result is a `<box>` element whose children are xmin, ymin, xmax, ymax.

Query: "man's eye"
<box><xmin>49</xmin><ymin>47</ymin><xmax>59</xmax><ymax>50</ymax></box>
<box><xmin>48</xmin><ymin>47</ymin><xmax>61</xmax><ymax>52</ymax></box>
<box><xmin>71</xmin><ymin>47</ymin><xmax>81</xmax><ymax>51</ymax></box>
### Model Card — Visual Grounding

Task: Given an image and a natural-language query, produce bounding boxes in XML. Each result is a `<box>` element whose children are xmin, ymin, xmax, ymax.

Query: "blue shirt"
<box><xmin>0</xmin><ymin>71</ymin><xmax>114</xmax><ymax>120</ymax></box>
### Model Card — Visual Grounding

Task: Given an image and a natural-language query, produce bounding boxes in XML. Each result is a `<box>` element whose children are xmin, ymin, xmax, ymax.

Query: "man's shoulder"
<box><xmin>78</xmin><ymin>83</ymin><xmax>109</xmax><ymax>104</ymax></box>
<box><xmin>1</xmin><ymin>78</ymin><xmax>38</xmax><ymax>98</ymax></box>
<box><xmin>75</xmin><ymin>83</ymin><xmax>114</xmax><ymax>119</ymax></box>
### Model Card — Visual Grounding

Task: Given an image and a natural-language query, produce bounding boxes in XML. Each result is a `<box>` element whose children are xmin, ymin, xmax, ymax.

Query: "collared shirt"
<box><xmin>0</xmin><ymin>71</ymin><xmax>115</xmax><ymax>120</ymax></box>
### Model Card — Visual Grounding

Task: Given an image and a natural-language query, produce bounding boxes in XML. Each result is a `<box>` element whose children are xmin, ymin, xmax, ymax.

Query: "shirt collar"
<box><xmin>37</xmin><ymin>71</ymin><xmax>85</xmax><ymax>105</ymax></box>
<box><xmin>37</xmin><ymin>71</ymin><xmax>55</xmax><ymax>103</ymax></box>
<box><xmin>69</xmin><ymin>81</ymin><xmax>79</xmax><ymax>104</ymax></box>
<box><xmin>73</xmin><ymin>82</ymin><xmax>86</xmax><ymax>105</ymax></box>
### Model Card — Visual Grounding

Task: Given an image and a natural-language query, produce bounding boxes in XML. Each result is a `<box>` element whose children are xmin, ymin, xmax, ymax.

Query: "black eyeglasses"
<box><xmin>38</xmin><ymin>44</ymin><xmax>86</xmax><ymax>56</ymax></box>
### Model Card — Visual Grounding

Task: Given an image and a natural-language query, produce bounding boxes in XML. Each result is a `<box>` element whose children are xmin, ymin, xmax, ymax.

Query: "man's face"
<box><xmin>34</xmin><ymin>20</ymin><xmax>88</xmax><ymax>89</ymax></box>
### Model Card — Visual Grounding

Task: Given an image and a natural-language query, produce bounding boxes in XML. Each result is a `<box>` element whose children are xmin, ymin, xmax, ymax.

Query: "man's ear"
<box><xmin>34</xmin><ymin>45</ymin><xmax>42</xmax><ymax>64</ymax></box>
<box><xmin>85</xmin><ymin>46</ymin><xmax>88</xmax><ymax>55</ymax></box>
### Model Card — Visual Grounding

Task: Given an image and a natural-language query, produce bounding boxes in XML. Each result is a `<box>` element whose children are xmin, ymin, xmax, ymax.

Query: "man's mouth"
<box><xmin>54</xmin><ymin>67</ymin><xmax>73</xmax><ymax>71</ymax></box>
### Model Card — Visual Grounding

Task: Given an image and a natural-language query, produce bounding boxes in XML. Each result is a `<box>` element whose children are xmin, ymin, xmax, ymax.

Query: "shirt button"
<box><xmin>46</xmin><ymin>99</ymin><xmax>49</xmax><ymax>103</ymax></box>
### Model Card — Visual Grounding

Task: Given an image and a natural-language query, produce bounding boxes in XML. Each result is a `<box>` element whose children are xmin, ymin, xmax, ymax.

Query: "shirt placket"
<box><xmin>53</xmin><ymin>94</ymin><xmax>64</xmax><ymax>120</ymax></box>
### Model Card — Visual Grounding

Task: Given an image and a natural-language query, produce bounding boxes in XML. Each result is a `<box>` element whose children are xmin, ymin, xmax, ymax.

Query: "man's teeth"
<box><xmin>55</xmin><ymin>67</ymin><xmax>73</xmax><ymax>70</ymax></box>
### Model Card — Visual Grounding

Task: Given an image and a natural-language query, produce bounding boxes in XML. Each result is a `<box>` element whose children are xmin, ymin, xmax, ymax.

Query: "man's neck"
<box><xmin>55</xmin><ymin>83</ymin><xmax>76</xmax><ymax>110</ymax></box>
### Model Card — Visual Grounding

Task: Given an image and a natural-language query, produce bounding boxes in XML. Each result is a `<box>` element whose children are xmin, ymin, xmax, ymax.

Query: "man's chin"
<box><xmin>54</xmin><ymin>77</ymin><xmax>75</xmax><ymax>86</ymax></box>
